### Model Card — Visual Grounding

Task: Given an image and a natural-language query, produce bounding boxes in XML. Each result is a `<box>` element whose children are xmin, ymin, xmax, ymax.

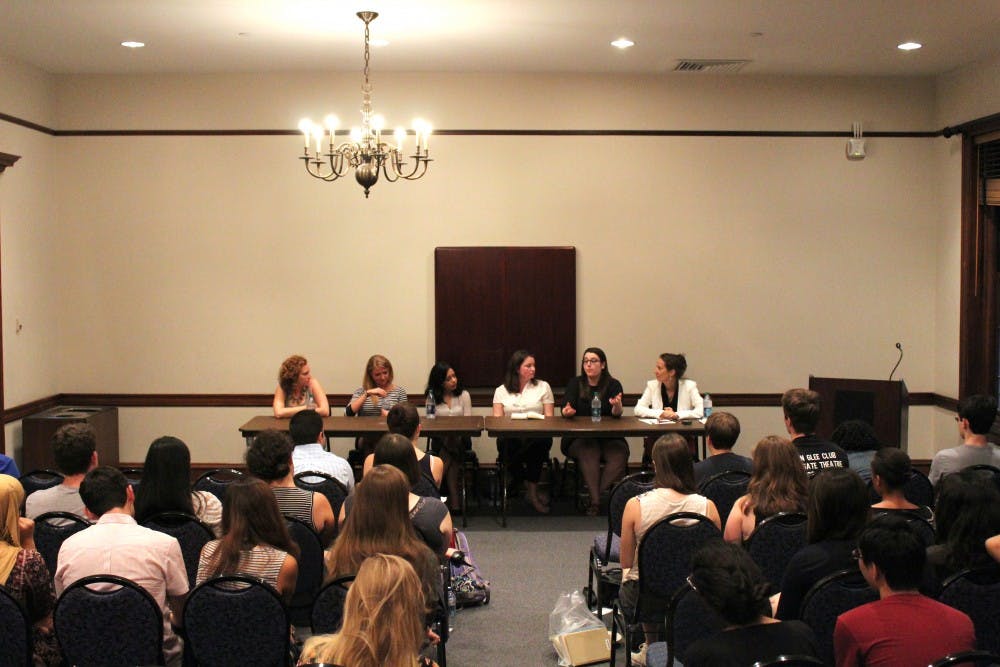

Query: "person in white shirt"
<box><xmin>25</xmin><ymin>423</ymin><xmax>98</xmax><ymax>522</ymax></box>
<box><xmin>492</xmin><ymin>349</ymin><xmax>555</xmax><ymax>513</ymax></box>
<box><xmin>929</xmin><ymin>394</ymin><xmax>1000</xmax><ymax>485</ymax></box>
<box><xmin>634</xmin><ymin>353</ymin><xmax>704</xmax><ymax>465</ymax></box>
<box><xmin>289</xmin><ymin>410</ymin><xmax>355</xmax><ymax>493</ymax></box>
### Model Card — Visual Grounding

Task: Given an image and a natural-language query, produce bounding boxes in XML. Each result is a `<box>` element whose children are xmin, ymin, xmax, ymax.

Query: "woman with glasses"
<box><xmin>560</xmin><ymin>347</ymin><xmax>626</xmax><ymax>515</ymax></box>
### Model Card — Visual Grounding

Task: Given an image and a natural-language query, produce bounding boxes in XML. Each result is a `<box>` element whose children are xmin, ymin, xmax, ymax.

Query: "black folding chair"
<box><xmin>869</xmin><ymin>509</ymin><xmax>936</xmax><ymax>546</ymax></box>
<box><xmin>18</xmin><ymin>469</ymin><xmax>64</xmax><ymax>503</ymax></box>
<box><xmin>141</xmin><ymin>511</ymin><xmax>215</xmax><ymax>588</ymax></box>
<box><xmin>744</xmin><ymin>512</ymin><xmax>808</xmax><ymax>589</ymax></box>
<box><xmin>0</xmin><ymin>584</ymin><xmax>32</xmax><ymax>667</ymax></box>
<box><xmin>698</xmin><ymin>469</ymin><xmax>751</xmax><ymax>529</ymax></box>
<box><xmin>939</xmin><ymin>565</ymin><xmax>1000</xmax><ymax>654</ymax></box>
<box><xmin>310</xmin><ymin>575</ymin><xmax>355</xmax><ymax>634</ymax></box>
<box><xmin>285</xmin><ymin>515</ymin><xmax>326</xmax><ymax>626</ymax></box>
<box><xmin>929</xmin><ymin>650</ymin><xmax>1000</xmax><ymax>667</ymax></box>
<box><xmin>193</xmin><ymin>468</ymin><xmax>244</xmax><ymax>503</ymax></box>
<box><xmin>799</xmin><ymin>569</ymin><xmax>879</xmax><ymax>666</ymax></box>
<box><xmin>32</xmin><ymin>511</ymin><xmax>91</xmax><ymax>576</ymax></box>
<box><xmin>294</xmin><ymin>470</ymin><xmax>349</xmax><ymax>531</ymax></box>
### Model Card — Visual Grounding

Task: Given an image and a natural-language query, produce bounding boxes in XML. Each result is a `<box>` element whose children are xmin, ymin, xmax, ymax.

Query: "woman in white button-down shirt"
<box><xmin>634</xmin><ymin>353</ymin><xmax>704</xmax><ymax>465</ymax></box>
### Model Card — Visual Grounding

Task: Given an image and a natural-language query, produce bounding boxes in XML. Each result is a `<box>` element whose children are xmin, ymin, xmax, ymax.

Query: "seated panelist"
<box><xmin>272</xmin><ymin>354</ymin><xmax>329</xmax><ymax>418</ymax></box>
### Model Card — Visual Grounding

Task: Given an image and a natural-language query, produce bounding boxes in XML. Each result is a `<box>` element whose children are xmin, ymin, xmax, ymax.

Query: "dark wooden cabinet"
<box><xmin>22</xmin><ymin>406</ymin><xmax>119</xmax><ymax>471</ymax></box>
<box><xmin>809</xmin><ymin>377</ymin><xmax>908</xmax><ymax>450</ymax></box>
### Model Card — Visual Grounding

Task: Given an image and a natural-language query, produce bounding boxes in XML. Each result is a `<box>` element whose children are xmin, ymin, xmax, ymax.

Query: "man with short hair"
<box><xmin>26</xmin><ymin>422</ymin><xmax>98</xmax><ymax>520</ymax></box>
<box><xmin>693</xmin><ymin>411</ymin><xmax>752</xmax><ymax>485</ymax></box>
<box><xmin>363</xmin><ymin>403</ymin><xmax>444</xmax><ymax>486</ymax></box>
<box><xmin>929</xmin><ymin>394</ymin><xmax>1000</xmax><ymax>485</ymax></box>
<box><xmin>782</xmin><ymin>388</ymin><xmax>849</xmax><ymax>477</ymax></box>
<box><xmin>289</xmin><ymin>409</ymin><xmax>354</xmax><ymax>492</ymax></box>
<box><xmin>55</xmin><ymin>466</ymin><xmax>188</xmax><ymax>666</ymax></box>
<box><xmin>833</xmin><ymin>517</ymin><xmax>975</xmax><ymax>667</ymax></box>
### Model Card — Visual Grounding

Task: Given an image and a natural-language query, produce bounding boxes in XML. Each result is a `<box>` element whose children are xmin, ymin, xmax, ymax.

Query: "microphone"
<box><xmin>889</xmin><ymin>342</ymin><xmax>903</xmax><ymax>381</ymax></box>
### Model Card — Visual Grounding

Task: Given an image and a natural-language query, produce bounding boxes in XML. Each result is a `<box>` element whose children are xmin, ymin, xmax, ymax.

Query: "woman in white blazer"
<box><xmin>634</xmin><ymin>353</ymin><xmax>704</xmax><ymax>464</ymax></box>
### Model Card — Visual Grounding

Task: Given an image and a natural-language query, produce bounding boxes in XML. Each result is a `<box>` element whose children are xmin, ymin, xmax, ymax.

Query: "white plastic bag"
<box><xmin>549</xmin><ymin>591</ymin><xmax>608</xmax><ymax>666</ymax></box>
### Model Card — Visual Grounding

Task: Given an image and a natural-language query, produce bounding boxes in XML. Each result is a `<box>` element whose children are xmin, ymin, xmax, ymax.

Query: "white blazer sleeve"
<box><xmin>634</xmin><ymin>380</ymin><xmax>661</xmax><ymax>418</ymax></box>
<box><xmin>676</xmin><ymin>379</ymin><xmax>704</xmax><ymax>419</ymax></box>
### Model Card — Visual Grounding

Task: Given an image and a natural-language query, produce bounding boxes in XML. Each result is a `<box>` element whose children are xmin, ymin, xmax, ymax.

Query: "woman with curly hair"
<box><xmin>300</xmin><ymin>553</ymin><xmax>437</xmax><ymax>667</ymax></box>
<box><xmin>724</xmin><ymin>436</ymin><xmax>808</xmax><ymax>543</ymax></box>
<box><xmin>273</xmin><ymin>354</ymin><xmax>329</xmax><ymax>418</ymax></box>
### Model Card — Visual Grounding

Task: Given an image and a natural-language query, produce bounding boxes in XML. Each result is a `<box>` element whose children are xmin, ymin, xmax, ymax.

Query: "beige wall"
<box><xmin>1</xmin><ymin>60</ymin><xmax>993</xmax><ymax>466</ymax></box>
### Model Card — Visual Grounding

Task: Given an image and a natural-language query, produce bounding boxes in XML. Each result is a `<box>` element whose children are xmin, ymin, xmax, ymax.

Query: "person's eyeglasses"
<box><xmin>582</xmin><ymin>358</ymin><xmax>601</xmax><ymax>365</ymax></box>
<box><xmin>851</xmin><ymin>548</ymin><xmax>863</xmax><ymax>561</ymax></box>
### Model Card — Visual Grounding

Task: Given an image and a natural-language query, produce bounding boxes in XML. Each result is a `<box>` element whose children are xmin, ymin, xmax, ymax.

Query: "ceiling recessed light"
<box><xmin>121</xmin><ymin>41</ymin><xmax>145</xmax><ymax>48</ymax></box>
<box><xmin>897</xmin><ymin>41</ymin><xmax>922</xmax><ymax>51</ymax></box>
<box><xmin>611</xmin><ymin>38</ymin><xmax>634</xmax><ymax>50</ymax></box>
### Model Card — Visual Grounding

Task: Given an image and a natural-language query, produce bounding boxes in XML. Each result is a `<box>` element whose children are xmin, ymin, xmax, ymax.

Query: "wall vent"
<box><xmin>673</xmin><ymin>59</ymin><xmax>751</xmax><ymax>73</ymax></box>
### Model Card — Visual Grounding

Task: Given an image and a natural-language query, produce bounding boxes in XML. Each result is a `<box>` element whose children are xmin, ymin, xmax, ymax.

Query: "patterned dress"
<box><xmin>4</xmin><ymin>548</ymin><xmax>61</xmax><ymax>665</ymax></box>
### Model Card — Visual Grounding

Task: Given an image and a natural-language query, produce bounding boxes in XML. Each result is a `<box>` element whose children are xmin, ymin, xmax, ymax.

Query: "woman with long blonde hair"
<box><xmin>724</xmin><ymin>435</ymin><xmax>808</xmax><ymax>543</ymax></box>
<box><xmin>300</xmin><ymin>553</ymin><xmax>437</xmax><ymax>667</ymax></box>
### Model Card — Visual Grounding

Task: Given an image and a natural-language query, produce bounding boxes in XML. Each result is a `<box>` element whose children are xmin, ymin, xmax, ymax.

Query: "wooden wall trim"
<box><xmin>3</xmin><ymin>395</ymin><xmax>62</xmax><ymax>423</ymax></box>
<box><xmin>0</xmin><ymin>151</ymin><xmax>22</xmax><ymax>172</ymax></box>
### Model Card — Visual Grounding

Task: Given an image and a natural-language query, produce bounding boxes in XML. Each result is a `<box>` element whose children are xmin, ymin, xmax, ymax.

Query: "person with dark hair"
<box><xmin>55</xmin><ymin>466</ymin><xmax>188</xmax><ymax>665</ymax></box>
<box><xmin>833</xmin><ymin>518</ymin><xmax>974</xmax><ymax>667</ymax></box>
<box><xmin>781</xmin><ymin>388</ymin><xmax>849</xmax><ymax>477</ymax></box>
<box><xmin>246</xmin><ymin>429</ymin><xmax>336</xmax><ymax>546</ymax></box>
<box><xmin>619</xmin><ymin>434</ymin><xmax>721</xmax><ymax>665</ymax></box>
<box><xmin>929</xmin><ymin>394</ymin><xmax>1000</xmax><ymax>485</ymax></box>
<box><xmin>134</xmin><ymin>436</ymin><xmax>223</xmax><ymax>537</ymax></box>
<box><xmin>424</xmin><ymin>361</ymin><xmax>473</xmax><ymax>510</ymax></box>
<box><xmin>694</xmin><ymin>411</ymin><xmax>752</xmax><ymax>485</ymax></box>
<box><xmin>830</xmin><ymin>419</ymin><xmax>880</xmax><ymax>482</ymax></box>
<box><xmin>492</xmin><ymin>349</ymin><xmax>555</xmax><ymax>513</ymax></box>
<box><xmin>927</xmin><ymin>469</ymin><xmax>1000</xmax><ymax>585</ymax></box>
<box><xmin>725</xmin><ymin>436</ymin><xmax>807</xmax><ymax>543</ymax></box>
<box><xmin>560</xmin><ymin>347</ymin><xmax>627</xmax><ymax>514</ymax></box>
<box><xmin>635</xmin><ymin>353</ymin><xmax>704</xmax><ymax>465</ymax></box>
<box><xmin>775</xmin><ymin>468</ymin><xmax>869</xmax><ymax>620</ymax></box>
<box><xmin>25</xmin><ymin>422</ymin><xmax>98</xmax><ymax>522</ymax></box>
<box><xmin>196</xmin><ymin>478</ymin><xmax>299</xmax><ymax>602</ymax></box>
<box><xmin>683</xmin><ymin>542</ymin><xmax>818</xmax><ymax>666</ymax></box>
<box><xmin>363</xmin><ymin>403</ymin><xmax>443</xmax><ymax>490</ymax></box>
<box><xmin>272</xmin><ymin>354</ymin><xmax>329</xmax><ymax>418</ymax></box>
<box><xmin>869</xmin><ymin>447</ymin><xmax>933</xmax><ymax>521</ymax></box>
<box><xmin>289</xmin><ymin>409</ymin><xmax>354</xmax><ymax>493</ymax></box>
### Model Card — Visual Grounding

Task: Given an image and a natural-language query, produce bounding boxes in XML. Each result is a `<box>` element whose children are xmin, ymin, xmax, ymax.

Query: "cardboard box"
<box><xmin>551</xmin><ymin>627</ymin><xmax>612</xmax><ymax>666</ymax></box>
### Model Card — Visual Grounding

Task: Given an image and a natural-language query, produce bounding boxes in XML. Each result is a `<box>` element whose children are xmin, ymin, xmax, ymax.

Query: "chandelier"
<box><xmin>297</xmin><ymin>11</ymin><xmax>432</xmax><ymax>198</ymax></box>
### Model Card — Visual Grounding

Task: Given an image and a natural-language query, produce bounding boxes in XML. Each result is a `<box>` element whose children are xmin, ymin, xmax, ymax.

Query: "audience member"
<box><xmin>830</xmin><ymin>419</ymin><xmax>880</xmax><ymax>482</ymax></box>
<box><xmin>634</xmin><ymin>353</ymin><xmax>704</xmax><ymax>465</ymax></box>
<box><xmin>927</xmin><ymin>469</ymin><xmax>1000</xmax><ymax>586</ymax></box>
<box><xmin>684</xmin><ymin>542</ymin><xmax>818</xmax><ymax>666</ymax></box>
<box><xmin>869</xmin><ymin>447</ymin><xmax>933</xmax><ymax>522</ymax></box>
<box><xmin>724</xmin><ymin>435</ymin><xmax>807</xmax><ymax>543</ymax></box>
<box><xmin>134</xmin><ymin>436</ymin><xmax>223</xmax><ymax>537</ymax></box>
<box><xmin>272</xmin><ymin>354</ymin><xmax>329</xmax><ymax>418</ymax></box>
<box><xmin>987</xmin><ymin>534</ymin><xmax>1000</xmax><ymax>563</ymax></box>
<box><xmin>929</xmin><ymin>394</ymin><xmax>1000</xmax><ymax>485</ymax></box>
<box><xmin>25</xmin><ymin>422</ymin><xmax>97</xmax><ymax>522</ymax></box>
<box><xmin>781</xmin><ymin>388</ymin><xmax>849</xmax><ymax>476</ymax></box>
<box><xmin>694</xmin><ymin>411</ymin><xmax>752</xmax><ymax>485</ymax></box>
<box><xmin>325</xmin><ymin>465</ymin><xmax>441</xmax><ymax>616</ymax></box>
<box><xmin>55</xmin><ymin>466</ymin><xmax>188</xmax><ymax>666</ymax></box>
<box><xmin>246</xmin><ymin>429</ymin><xmax>336</xmax><ymax>546</ymax></box>
<box><xmin>775</xmin><ymin>468</ymin><xmax>869</xmax><ymax>620</ymax></box>
<box><xmin>560</xmin><ymin>347</ymin><xmax>627</xmax><ymax>515</ymax></box>
<box><xmin>424</xmin><ymin>361</ymin><xmax>473</xmax><ymax>510</ymax></box>
<box><xmin>301</xmin><ymin>553</ymin><xmax>438</xmax><ymax>667</ymax></box>
<box><xmin>620</xmin><ymin>434</ymin><xmax>721</xmax><ymax>665</ymax></box>
<box><xmin>289</xmin><ymin>409</ymin><xmax>354</xmax><ymax>492</ymax></box>
<box><xmin>196</xmin><ymin>478</ymin><xmax>299</xmax><ymax>602</ymax></box>
<box><xmin>492</xmin><ymin>349</ymin><xmax>555</xmax><ymax>514</ymax></box>
<box><xmin>363</xmin><ymin>402</ymin><xmax>443</xmax><ymax>490</ymax></box>
<box><xmin>0</xmin><ymin>474</ymin><xmax>60</xmax><ymax>665</ymax></box>
<box><xmin>833</xmin><ymin>517</ymin><xmax>975</xmax><ymax>667</ymax></box>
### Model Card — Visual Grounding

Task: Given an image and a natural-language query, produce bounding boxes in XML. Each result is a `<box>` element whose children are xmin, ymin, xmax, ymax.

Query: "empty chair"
<box><xmin>0</xmin><ymin>585</ymin><xmax>31</xmax><ymax>667</ymax></box>
<box><xmin>799</xmin><ymin>569</ymin><xmax>879</xmax><ymax>666</ymax></box>
<box><xmin>285</xmin><ymin>515</ymin><xmax>325</xmax><ymax>626</ymax></box>
<box><xmin>939</xmin><ymin>565</ymin><xmax>1000</xmax><ymax>654</ymax></box>
<box><xmin>32</xmin><ymin>511</ymin><xmax>91</xmax><ymax>576</ymax></box>
<box><xmin>744</xmin><ymin>512</ymin><xmax>808</xmax><ymax>589</ymax></box>
<box><xmin>311</xmin><ymin>575</ymin><xmax>355</xmax><ymax>635</ymax></box>
<box><xmin>193</xmin><ymin>468</ymin><xmax>244</xmax><ymax>503</ymax></box>
<box><xmin>183</xmin><ymin>574</ymin><xmax>289</xmax><ymax>667</ymax></box>
<box><xmin>140</xmin><ymin>511</ymin><xmax>214</xmax><ymax>588</ymax></box>
<box><xmin>54</xmin><ymin>574</ymin><xmax>164</xmax><ymax>667</ymax></box>
<box><xmin>698</xmin><ymin>469</ymin><xmax>751</xmax><ymax>529</ymax></box>
<box><xmin>294</xmin><ymin>470</ymin><xmax>349</xmax><ymax>527</ymax></box>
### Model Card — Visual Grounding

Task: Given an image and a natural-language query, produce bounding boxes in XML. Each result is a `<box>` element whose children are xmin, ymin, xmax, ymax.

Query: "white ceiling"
<box><xmin>1</xmin><ymin>0</ymin><xmax>999</xmax><ymax>77</ymax></box>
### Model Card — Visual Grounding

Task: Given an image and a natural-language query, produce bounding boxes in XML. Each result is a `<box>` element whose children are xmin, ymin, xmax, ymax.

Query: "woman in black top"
<box><xmin>560</xmin><ymin>347</ymin><xmax>625</xmax><ymax>514</ymax></box>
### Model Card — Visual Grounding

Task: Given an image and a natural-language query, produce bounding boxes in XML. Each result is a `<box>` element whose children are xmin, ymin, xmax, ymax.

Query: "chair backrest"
<box><xmin>903</xmin><ymin>468</ymin><xmax>935</xmax><ymax>507</ymax></box>
<box><xmin>311</xmin><ymin>575</ymin><xmax>355</xmax><ymax>635</ymax></box>
<box><xmin>193</xmin><ymin>468</ymin><xmax>245</xmax><ymax>503</ymax></box>
<box><xmin>18</xmin><ymin>469</ymin><xmax>64</xmax><ymax>499</ymax></box>
<box><xmin>939</xmin><ymin>565</ymin><xmax>1000</xmax><ymax>655</ymax></box>
<box><xmin>117</xmin><ymin>467</ymin><xmax>144</xmax><ymax>491</ymax></box>
<box><xmin>412</xmin><ymin>473</ymin><xmax>441</xmax><ymax>499</ymax></box>
<box><xmin>751</xmin><ymin>656</ymin><xmax>825</xmax><ymax>667</ymax></box>
<box><xmin>665</xmin><ymin>580</ymin><xmax>725</xmax><ymax>666</ymax></box>
<box><xmin>963</xmin><ymin>464</ymin><xmax>1000</xmax><ymax>494</ymax></box>
<box><xmin>928</xmin><ymin>649</ymin><xmax>1000</xmax><ymax>667</ymax></box>
<box><xmin>294</xmin><ymin>471</ymin><xmax>349</xmax><ymax>525</ymax></box>
<box><xmin>140</xmin><ymin>511</ymin><xmax>215</xmax><ymax>588</ymax></box>
<box><xmin>602</xmin><ymin>471</ymin><xmax>655</xmax><ymax>561</ymax></box>
<box><xmin>285</xmin><ymin>515</ymin><xmax>326</xmax><ymax>625</ymax></box>
<box><xmin>698</xmin><ymin>469</ymin><xmax>751</xmax><ymax>528</ymax></box>
<box><xmin>744</xmin><ymin>512</ymin><xmax>808</xmax><ymax>588</ymax></box>
<box><xmin>800</xmin><ymin>569</ymin><xmax>879</xmax><ymax>666</ymax></box>
<box><xmin>32</xmin><ymin>511</ymin><xmax>92</xmax><ymax>576</ymax></box>
<box><xmin>54</xmin><ymin>574</ymin><xmax>164</xmax><ymax>667</ymax></box>
<box><xmin>635</xmin><ymin>511</ymin><xmax>722</xmax><ymax>621</ymax></box>
<box><xmin>183</xmin><ymin>574</ymin><xmax>289</xmax><ymax>667</ymax></box>
<box><xmin>0</xmin><ymin>584</ymin><xmax>32</xmax><ymax>667</ymax></box>
<box><xmin>868</xmin><ymin>509</ymin><xmax>936</xmax><ymax>547</ymax></box>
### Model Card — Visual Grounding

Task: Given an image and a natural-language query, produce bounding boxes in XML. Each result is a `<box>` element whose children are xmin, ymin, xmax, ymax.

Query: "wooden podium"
<box><xmin>808</xmin><ymin>377</ymin><xmax>908</xmax><ymax>451</ymax></box>
<box><xmin>21</xmin><ymin>406</ymin><xmax>119</xmax><ymax>471</ymax></box>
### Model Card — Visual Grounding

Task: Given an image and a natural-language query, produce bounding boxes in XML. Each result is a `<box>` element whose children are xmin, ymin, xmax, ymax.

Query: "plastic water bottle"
<box><xmin>426</xmin><ymin>390</ymin><xmax>437</xmax><ymax>419</ymax></box>
<box><xmin>591</xmin><ymin>392</ymin><xmax>602</xmax><ymax>423</ymax></box>
<box><xmin>447</xmin><ymin>582</ymin><xmax>457</xmax><ymax>632</ymax></box>
<box><xmin>703</xmin><ymin>393</ymin><xmax>713</xmax><ymax>418</ymax></box>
